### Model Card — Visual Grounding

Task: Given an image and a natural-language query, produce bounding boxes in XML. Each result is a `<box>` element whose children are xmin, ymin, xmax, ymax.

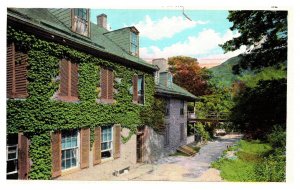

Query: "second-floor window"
<box><xmin>132</xmin><ymin>75</ymin><xmax>144</xmax><ymax>104</ymax></box>
<box><xmin>100</xmin><ymin>68</ymin><xmax>114</xmax><ymax>102</ymax></box>
<box><xmin>7</xmin><ymin>43</ymin><xmax>28</xmax><ymax>99</ymax></box>
<box><xmin>130</xmin><ymin>32</ymin><xmax>138</xmax><ymax>56</ymax></box>
<box><xmin>180</xmin><ymin>100</ymin><xmax>184</xmax><ymax>116</ymax></box>
<box><xmin>165</xmin><ymin>99</ymin><xmax>170</xmax><ymax>116</ymax></box>
<box><xmin>72</xmin><ymin>9</ymin><xmax>89</xmax><ymax>37</ymax></box>
<box><xmin>58</xmin><ymin>59</ymin><xmax>79</xmax><ymax>102</ymax></box>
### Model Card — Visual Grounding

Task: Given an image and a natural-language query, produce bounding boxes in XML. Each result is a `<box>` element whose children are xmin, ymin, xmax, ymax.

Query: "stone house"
<box><xmin>136</xmin><ymin>58</ymin><xmax>198</xmax><ymax>163</ymax></box>
<box><xmin>6</xmin><ymin>8</ymin><xmax>158</xmax><ymax>180</ymax></box>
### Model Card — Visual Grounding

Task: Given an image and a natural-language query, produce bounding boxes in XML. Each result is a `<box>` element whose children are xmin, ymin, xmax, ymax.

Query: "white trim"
<box><xmin>101</xmin><ymin>126</ymin><xmax>114</xmax><ymax>159</ymax></box>
<box><xmin>61</xmin><ymin>130</ymin><xmax>80</xmax><ymax>171</ymax></box>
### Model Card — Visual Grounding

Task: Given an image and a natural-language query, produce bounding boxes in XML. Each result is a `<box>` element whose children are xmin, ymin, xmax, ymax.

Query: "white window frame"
<box><xmin>6</xmin><ymin>144</ymin><xmax>18</xmax><ymax>176</ymax></box>
<box><xmin>101</xmin><ymin>126</ymin><xmax>114</xmax><ymax>160</ymax></box>
<box><xmin>61</xmin><ymin>130</ymin><xmax>80</xmax><ymax>171</ymax></box>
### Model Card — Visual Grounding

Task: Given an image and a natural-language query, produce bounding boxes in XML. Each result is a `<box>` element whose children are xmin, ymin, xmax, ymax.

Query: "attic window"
<box><xmin>130</xmin><ymin>32</ymin><xmax>138</xmax><ymax>56</ymax></box>
<box><xmin>72</xmin><ymin>8</ymin><xmax>90</xmax><ymax>37</ymax></box>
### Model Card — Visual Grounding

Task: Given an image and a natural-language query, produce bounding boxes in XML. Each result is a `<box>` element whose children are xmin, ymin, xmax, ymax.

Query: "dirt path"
<box><xmin>111</xmin><ymin>133</ymin><xmax>243</xmax><ymax>181</ymax></box>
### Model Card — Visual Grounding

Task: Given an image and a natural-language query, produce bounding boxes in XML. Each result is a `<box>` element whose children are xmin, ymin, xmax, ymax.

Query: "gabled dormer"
<box><xmin>48</xmin><ymin>8</ymin><xmax>90</xmax><ymax>37</ymax></box>
<box><xmin>103</xmin><ymin>26</ymin><xmax>140</xmax><ymax>57</ymax></box>
<box><xmin>71</xmin><ymin>8</ymin><xmax>90</xmax><ymax>37</ymax></box>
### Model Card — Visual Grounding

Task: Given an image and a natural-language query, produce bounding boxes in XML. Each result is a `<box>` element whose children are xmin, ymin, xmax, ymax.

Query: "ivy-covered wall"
<box><xmin>6</xmin><ymin>26</ymin><xmax>157</xmax><ymax>179</ymax></box>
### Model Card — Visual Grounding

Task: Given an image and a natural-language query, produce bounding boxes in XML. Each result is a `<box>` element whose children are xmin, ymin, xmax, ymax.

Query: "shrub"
<box><xmin>254</xmin><ymin>152</ymin><xmax>286</xmax><ymax>181</ymax></box>
<box><xmin>194</xmin><ymin>123</ymin><xmax>210</xmax><ymax>141</ymax></box>
<box><xmin>267</xmin><ymin>125</ymin><xmax>286</xmax><ymax>148</ymax></box>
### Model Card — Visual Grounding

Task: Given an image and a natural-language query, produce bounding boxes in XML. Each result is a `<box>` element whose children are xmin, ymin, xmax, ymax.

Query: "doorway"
<box><xmin>136</xmin><ymin>126</ymin><xmax>146</xmax><ymax>163</ymax></box>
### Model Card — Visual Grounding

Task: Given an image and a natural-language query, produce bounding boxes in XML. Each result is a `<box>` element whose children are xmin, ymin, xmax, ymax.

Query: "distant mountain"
<box><xmin>209</xmin><ymin>56</ymin><xmax>242</xmax><ymax>87</ymax></box>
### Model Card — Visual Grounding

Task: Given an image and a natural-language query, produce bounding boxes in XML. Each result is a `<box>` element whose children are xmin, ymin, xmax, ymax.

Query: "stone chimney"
<box><xmin>97</xmin><ymin>14</ymin><xmax>107</xmax><ymax>29</ymax></box>
<box><xmin>152</xmin><ymin>58</ymin><xmax>169</xmax><ymax>72</ymax></box>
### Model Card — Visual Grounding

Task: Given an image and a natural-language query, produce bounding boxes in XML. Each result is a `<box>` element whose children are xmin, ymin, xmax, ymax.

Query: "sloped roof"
<box><xmin>156</xmin><ymin>73</ymin><xmax>198</xmax><ymax>101</ymax></box>
<box><xmin>7</xmin><ymin>8</ymin><xmax>157</xmax><ymax>71</ymax></box>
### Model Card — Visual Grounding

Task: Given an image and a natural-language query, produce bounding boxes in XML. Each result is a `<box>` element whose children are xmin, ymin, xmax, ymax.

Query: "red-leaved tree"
<box><xmin>168</xmin><ymin>56</ymin><xmax>212</xmax><ymax>96</ymax></box>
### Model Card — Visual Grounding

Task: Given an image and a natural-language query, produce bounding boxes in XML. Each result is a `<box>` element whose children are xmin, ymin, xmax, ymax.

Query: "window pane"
<box><xmin>66</xmin><ymin>159</ymin><xmax>71</xmax><ymax>169</ymax></box>
<box><xmin>101</xmin><ymin>150</ymin><xmax>111</xmax><ymax>159</ymax></box>
<box><xmin>61</xmin><ymin>160</ymin><xmax>65</xmax><ymax>170</ymax></box>
<box><xmin>71</xmin><ymin>158</ymin><xmax>76</xmax><ymax>167</ymax></box>
<box><xmin>7</xmin><ymin>160</ymin><xmax>17</xmax><ymax>173</ymax></box>
<box><xmin>62</xmin><ymin>150</ymin><xmax>66</xmax><ymax>160</ymax></box>
<box><xmin>71</xmin><ymin>137</ymin><xmax>77</xmax><ymax>147</ymax></box>
<box><xmin>66</xmin><ymin>149</ymin><xmax>70</xmax><ymax>158</ymax></box>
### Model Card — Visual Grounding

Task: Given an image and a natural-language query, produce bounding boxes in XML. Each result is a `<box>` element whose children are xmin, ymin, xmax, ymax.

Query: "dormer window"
<box><xmin>72</xmin><ymin>8</ymin><xmax>90</xmax><ymax>37</ymax></box>
<box><xmin>130</xmin><ymin>32</ymin><xmax>138</xmax><ymax>56</ymax></box>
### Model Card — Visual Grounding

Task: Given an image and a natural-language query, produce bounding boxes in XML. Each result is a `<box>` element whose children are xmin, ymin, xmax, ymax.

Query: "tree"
<box><xmin>221</xmin><ymin>11</ymin><xmax>287</xmax><ymax>74</ymax></box>
<box><xmin>168</xmin><ymin>56</ymin><xmax>211</xmax><ymax>96</ymax></box>
<box><xmin>221</xmin><ymin>11</ymin><xmax>287</xmax><ymax>137</ymax></box>
<box><xmin>231</xmin><ymin>79</ymin><xmax>286</xmax><ymax>138</ymax></box>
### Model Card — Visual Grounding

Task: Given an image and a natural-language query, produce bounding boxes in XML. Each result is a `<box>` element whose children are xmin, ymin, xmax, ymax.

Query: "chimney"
<box><xmin>152</xmin><ymin>58</ymin><xmax>169</xmax><ymax>72</ymax></box>
<box><xmin>97</xmin><ymin>14</ymin><xmax>107</xmax><ymax>29</ymax></box>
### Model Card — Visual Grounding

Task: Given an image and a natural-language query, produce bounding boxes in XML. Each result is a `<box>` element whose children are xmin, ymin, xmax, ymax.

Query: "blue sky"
<box><xmin>91</xmin><ymin>9</ymin><xmax>246</xmax><ymax>62</ymax></box>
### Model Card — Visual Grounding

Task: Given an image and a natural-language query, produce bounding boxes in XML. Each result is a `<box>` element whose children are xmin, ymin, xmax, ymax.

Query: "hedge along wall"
<box><xmin>6</xmin><ymin>26</ymin><xmax>158</xmax><ymax>179</ymax></box>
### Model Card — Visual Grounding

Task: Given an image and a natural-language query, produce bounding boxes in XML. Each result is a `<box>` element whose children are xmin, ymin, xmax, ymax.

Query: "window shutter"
<box><xmin>101</xmin><ymin>68</ymin><xmax>108</xmax><ymax>99</ymax></box>
<box><xmin>113</xmin><ymin>125</ymin><xmax>121</xmax><ymax>159</ymax></box>
<box><xmin>71</xmin><ymin>63</ymin><xmax>78</xmax><ymax>97</ymax></box>
<box><xmin>107</xmin><ymin>70</ymin><xmax>114</xmax><ymax>100</ymax></box>
<box><xmin>59</xmin><ymin>59</ymin><xmax>69</xmax><ymax>97</ymax></box>
<box><xmin>132</xmin><ymin>75</ymin><xmax>138</xmax><ymax>103</ymax></box>
<box><xmin>51</xmin><ymin>131</ymin><xmax>61</xmax><ymax>178</ymax></box>
<box><xmin>93</xmin><ymin>127</ymin><xmax>101</xmax><ymax>165</ymax></box>
<box><xmin>15</xmin><ymin>51</ymin><xmax>28</xmax><ymax>98</ymax></box>
<box><xmin>18</xmin><ymin>133</ymin><xmax>30</xmax><ymax>180</ymax></box>
<box><xmin>80</xmin><ymin>128</ymin><xmax>90</xmax><ymax>169</ymax></box>
<box><xmin>7</xmin><ymin>43</ymin><xmax>14</xmax><ymax>98</ymax></box>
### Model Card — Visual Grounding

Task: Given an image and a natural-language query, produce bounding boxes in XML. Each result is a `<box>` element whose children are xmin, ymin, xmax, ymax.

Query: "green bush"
<box><xmin>267</xmin><ymin>125</ymin><xmax>286</xmax><ymax>148</ymax></box>
<box><xmin>254</xmin><ymin>152</ymin><xmax>286</xmax><ymax>181</ymax></box>
<box><xmin>193</xmin><ymin>123</ymin><xmax>210</xmax><ymax>141</ymax></box>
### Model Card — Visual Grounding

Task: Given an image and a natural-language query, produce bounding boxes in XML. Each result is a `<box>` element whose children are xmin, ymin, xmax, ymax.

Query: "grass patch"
<box><xmin>212</xmin><ymin>140</ymin><xmax>273</xmax><ymax>181</ymax></box>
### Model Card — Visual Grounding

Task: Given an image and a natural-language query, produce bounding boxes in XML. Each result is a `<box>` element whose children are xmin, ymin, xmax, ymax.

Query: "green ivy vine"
<box><xmin>6</xmin><ymin>26</ymin><xmax>160</xmax><ymax>179</ymax></box>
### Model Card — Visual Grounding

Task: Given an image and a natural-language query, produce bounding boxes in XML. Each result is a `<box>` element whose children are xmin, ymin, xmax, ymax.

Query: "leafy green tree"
<box><xmin>221</xmin><ymin>11</ymin><xmax>287</xmax><ymax>74</ymax></box>
<box><xmin>231</xmin><ymin>79</ymin><xmax>286</xmax><ymax>138</ymax></box>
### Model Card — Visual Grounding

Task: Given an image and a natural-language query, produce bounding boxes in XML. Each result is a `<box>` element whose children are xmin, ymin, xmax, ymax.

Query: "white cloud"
<box><xmin>132</xmin><ymin>15</ymin><xmax>208</xmax><ymax>40</ymax></box>
<box><xmin>140</xmin><ymin>29</ymin><xmax>244</xmax><ymax>60</ymax></box>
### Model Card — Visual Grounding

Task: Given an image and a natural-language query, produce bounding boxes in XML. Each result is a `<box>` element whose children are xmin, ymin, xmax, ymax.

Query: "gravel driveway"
<box><xmin>111</xmin><ymin>134</ymin><xmax>243</xmax><ymax>181</ymax></box>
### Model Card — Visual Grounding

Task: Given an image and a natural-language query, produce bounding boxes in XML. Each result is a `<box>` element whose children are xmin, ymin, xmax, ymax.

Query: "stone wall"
<box><xmin>57</xmin><ymin>127</ymin><xmax>137</xmax><ymax>180</ymax></box>
<box><xmin>143</xmin><ymin>98</ymin><xmax>188</xmax><ymax>163</ymax></box>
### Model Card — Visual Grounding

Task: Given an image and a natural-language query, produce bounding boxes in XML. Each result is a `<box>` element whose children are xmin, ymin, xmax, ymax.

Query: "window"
<box><xmin>72</xmin><ymin>9</ymin><xmax>89</xmax><ymax>36</ymax></box>
<box><xmin>164</xmin><ymin>124</ymin><xmax>170</xmax><ymax>146</ymax></box>
<box><xmin>7</xmin><ymin>43</ymin><xmax>28</xmax><ymax>99</ymax></box>
<box><xmin>180</xmin><ymin>123</ymin><xmax>185</xmax><ymax>141</ymax></box>
<box><xmin>130</xmin><ymin>32</ymin><xmax>138</xmax><ymax>56</ymax></box>
<box><xmin>6</xmin><ymin>135</ymin><xmax>18</xmax><ymax>179</ymax></box>
<box><xmin>61</xmin><ymin>130</ymin><xmax>79</xmax><ymax>170</ymax></box>
<box><xmin>58</xmin><ymin>59</ymin><xmax>79</xmax><ymax>102</ymax></box>
<box><xmin>100</xmin><ymin>68</ymin><xmax>114</xmax><ymax>102</ymax></box>
<box><xmin>137</xmin><ymin>75</ymin><xmax>144</xmax><ymax>104</ymax></box>
<box><xmin>180</xmin><ymin>100</ymin><xmax>184</xmax><ymax>116</ymax></box>
<box><xmin>101</xmin><ymin>126</ymin><xmax>113</xmax><ymax>159</ymax></box>
<box><xmin>165</xmin><ymin>99</ymin><xmax>170</xmax><ymax>116</ymax></box>
<box><xmin>167</xmin><ymin>73</ymin><xmax>173</xmax><ymax>88</ymax></box>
